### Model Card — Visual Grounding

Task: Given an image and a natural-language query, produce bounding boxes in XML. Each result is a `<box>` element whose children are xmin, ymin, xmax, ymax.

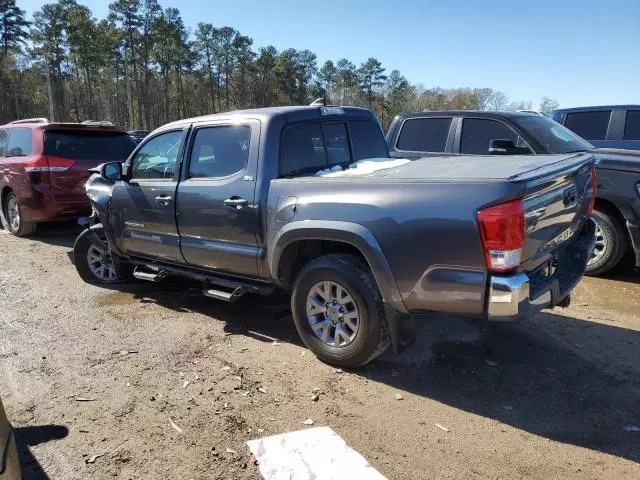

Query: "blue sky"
<box><xmin>19</xmin><ymin>0</ymin><xmax>640</xmax><ymax>109</ymax></box>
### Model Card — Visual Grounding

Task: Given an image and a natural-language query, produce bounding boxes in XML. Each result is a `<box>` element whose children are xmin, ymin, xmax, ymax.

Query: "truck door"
<box><xmin>176</xmin><ymin>120</ymin><xmax>260</xmax><ymax>278</ymax></box>
<box><xmin>110</xmin><ymin>128</ymin><xmax>186</xmax><ymax>262</ymax></box>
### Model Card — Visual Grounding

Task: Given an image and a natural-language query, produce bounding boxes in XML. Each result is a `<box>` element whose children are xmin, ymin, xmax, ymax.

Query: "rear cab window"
<box><xmin>6</xmin><ymin>128</ymin><xmax>33</xmax><ymax>157</ymax></box>
<box><xmin>44</xmin><ymin>129</ymin><xmax>136</xmax><ymax>162</ymax></box>
<box><xmin>624</xmin><ymin>110</ymin><xmax>640</xmax><ymax>140</ymax></box>
<box><xmin>280</xmin><ymin>119</ymin><xmax>388</xmax><ymax>176</ymax></box>
<box><xmin>395</xmin><ymin>118</ymin><xmax>452</xmax><ymax>152</ymax></box>
<box><xmin>564</xmin><ymin>110</ymin><xmax>611</xmax><ymax>141</ymax></box>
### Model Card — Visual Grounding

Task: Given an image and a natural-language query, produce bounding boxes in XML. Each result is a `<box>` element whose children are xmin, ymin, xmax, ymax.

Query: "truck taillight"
<box><xmin>587</xmin><ymin>167</ymin><xmax>597</xmax><ymax>216</ymax></box>
<box><xmin>478</xmin><ymin>199</ymin><xmax>525</xmax><ymax>273</ymax></box>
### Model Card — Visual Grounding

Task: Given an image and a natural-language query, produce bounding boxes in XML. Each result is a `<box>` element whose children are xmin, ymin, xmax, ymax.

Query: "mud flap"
<box><xmin>384</xmin><ymin>304</ymin><xmax>417</xmax><ymax>354</ymax></box>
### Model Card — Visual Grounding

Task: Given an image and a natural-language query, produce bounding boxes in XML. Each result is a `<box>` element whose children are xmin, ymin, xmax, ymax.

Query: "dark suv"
<box><xmin>0</xmin><ymin>118</ymin><xmax>136</xmax><ymax>236</ymax></box>
<box><xmin>552</xmin><ymin>105</ymin><xmax>640</xmax><ymax>150</ymax></box>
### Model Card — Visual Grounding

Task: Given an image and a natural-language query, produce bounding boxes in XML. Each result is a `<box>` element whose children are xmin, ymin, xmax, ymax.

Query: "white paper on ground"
<box><xmin>314</xmin><ymin>158</ymin><xmax>410</xmax><ymax>177</ymax></box>
<box><xmin>247</xmin><ymin>426</ymin><xmax>387</xmax><ymax>480</ymax></box>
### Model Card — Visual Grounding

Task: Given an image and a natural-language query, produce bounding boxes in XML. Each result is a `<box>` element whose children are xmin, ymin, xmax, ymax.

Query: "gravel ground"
<box><xmin>1</xmin><ymin>224</ymin><xmax>639</xmax><ymax>479</ymax></box>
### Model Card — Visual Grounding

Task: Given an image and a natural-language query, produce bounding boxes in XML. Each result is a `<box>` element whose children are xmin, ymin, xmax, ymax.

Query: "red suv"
<box><xmin>0</xmin><ymin>118</ymin><xmax>136</xmax><ymax>236</ymax></box>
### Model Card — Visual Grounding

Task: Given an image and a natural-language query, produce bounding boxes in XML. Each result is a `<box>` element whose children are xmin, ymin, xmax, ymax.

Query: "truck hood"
<box><xmin>367</xmin><ymin>153</ymin><xmax>593</xmax><ymax>183</ymax></box>
<box><xmin>590</xmin><ymin>148</ymin><xmax>640</xmax><ymax>173</ymax></box>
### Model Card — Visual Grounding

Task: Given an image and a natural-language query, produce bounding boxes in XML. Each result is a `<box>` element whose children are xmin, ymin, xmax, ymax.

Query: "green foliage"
<box><xmin>0</xmin><ymin>0</ymin><xmax>548</xmax><ymax>130</ymax></box>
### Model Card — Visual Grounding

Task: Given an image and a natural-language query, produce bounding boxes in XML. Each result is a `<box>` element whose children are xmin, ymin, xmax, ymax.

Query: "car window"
<box><xmin>564</xmin><ymin>110</ymin><xmax>611</xmax><ymax>140</ymax></box>
<box><xmin>45</xmin><ymin>130</ymin><xmax>136</xmax><ymax>161</ymax></box>
<box><xmin>0</xmin><ymin>130</ymin><xmax>8</xmax><ymax>157</ymax></box>
<box><xmin>323</xmin><ymin>123</ymin><xmax>350</xmax><ymax>166</ymax></box>
<box><xmin>130</xmin><ymin>130</ymin><xmax>183</xmax><ymax>180</ymax></box>
<box><xmin>188</xmin><ymin>126</ymin><xmax>251</xmax><ymax>178</ymax></box>
<box><xmin>512</xmin><ymin>116</ymin><xmax>592</xmax><ymax>153</ymax></box>
<box><xmin>460</xmin><ymin>118</ymin><xmax>525</xmax><ymax>154</ymax></box>
<box><xmin>6</xmin><ymin>128</ymin><xmax>32</xmax><ymax>157</ymax></box>
<box><xmin>349</xmin><ymin>120</ymin><xmax>388</xmax><ymax>160</ymax></box>
<box><xmin>624</xmin><ymin>110</ymin><xmax>640</xmax><ymax>141</ymax></box>
<box><xmin>396</xmin><ymin>118</ymin><xmax>451</xmax><ymax>152</ymax></box>
<box><xmin>281</xmin><ymin>123</ymin><xmax>327</xmax><ymax>176</ymax></box>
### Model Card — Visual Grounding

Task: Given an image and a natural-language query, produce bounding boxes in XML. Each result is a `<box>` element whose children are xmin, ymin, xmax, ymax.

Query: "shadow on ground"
<box><xmin>98</xmin><ymin>281</ymin><xmax>640</xmax><ymax>463</ymax></box>
<box><xmin>13</xmin><ymin>425</ymin><xmax>69</xmax><ymax>480</ymax></box>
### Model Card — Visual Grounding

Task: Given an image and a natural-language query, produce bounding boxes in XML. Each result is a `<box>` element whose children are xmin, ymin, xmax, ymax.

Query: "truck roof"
<box><xmin>396</xmin><ymin>110</ymin><xmax>540</xmax><ymax>119</ymax></box>
<box><xmin>158</xmin><ymin>105</ymin><xmax>375</xmax><ymax>131</ymax></box>
<box><xmin>552</xmin><ymin>105</ymin><xmax>640</xmax><ymax>114</ymax></box>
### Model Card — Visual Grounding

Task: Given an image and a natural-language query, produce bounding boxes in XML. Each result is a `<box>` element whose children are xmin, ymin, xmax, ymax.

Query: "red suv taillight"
<box><xmin>587</xmin><ymin>167</ymin><xmax>597</xmax><ymax>216</ymax></box>
<box><xmin>478</xmin><ymin>198</ymin><xmax>525</xmax><ymax>273</ymax></box>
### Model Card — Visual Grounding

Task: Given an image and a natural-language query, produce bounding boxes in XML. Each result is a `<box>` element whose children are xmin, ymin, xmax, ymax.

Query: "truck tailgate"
<box><xmin>519</xmin><ymin>154</ymin><xmax>595</xmax><ymax>268</ymax></box>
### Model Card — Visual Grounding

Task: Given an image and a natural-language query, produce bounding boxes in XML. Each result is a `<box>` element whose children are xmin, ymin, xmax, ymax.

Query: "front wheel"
<box><xmin>73</xmin><ymin>224</ymin><xmax>130</xmax><ymax>285</ymax></box>
<box><xmin>291</xmin><ymin>254</ymin><xmax>390</xmax><ymax>368</ymax></box>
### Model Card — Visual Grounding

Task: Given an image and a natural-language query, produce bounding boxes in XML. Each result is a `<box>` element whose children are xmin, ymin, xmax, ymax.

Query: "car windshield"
<box><xmin>512</xmin><ymin>115</ymin><xmax>593</xmax><ymax>153</ymax></box>
<box><xmin>44</xmin><ymin>130</ymin><xmax>137</xmax><ymax>161</ymax></box>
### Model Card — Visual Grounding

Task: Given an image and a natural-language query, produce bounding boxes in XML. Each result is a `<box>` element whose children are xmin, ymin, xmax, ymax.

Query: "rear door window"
<box><xmin>564</xmin><ymin>110</ymin><xmax>611</xmax><ymax>140</ymax></box>
<box><xmin>396</xmin><ymin>118</ymin><xmax>451</xmax><ymax>152</ymax></box>
<box><xmin>6</xmin><ymin>128</ymin><xmax>32</xmax><ymax>156</ymax></box>
<box><xmin>460</xmin><ymin>118</ymin><xmax>524</xmax><ymax>154</ymax></box>
<box><xmin>0</xmin><ymin>130</ymin><xmax>8</xmax><ymax>157</ymax></box>
<box><xmin>624</xmin><ymin>110</ymin><xmax>640</xmax><ymax>140</ymax></box>
<box><xmin>188</xmin><ymin>125</ymin><xmax>251</xmax><ymax>178</ymax></box>
<box><xmin>44</xmin><ymin>130</ymin><xmax>136</xmax><ymax>162</ymax></box>
<box><xmin>349</xmin><ymin>120</ymin><xmax>388</xmax><ymax>160</ymax></box>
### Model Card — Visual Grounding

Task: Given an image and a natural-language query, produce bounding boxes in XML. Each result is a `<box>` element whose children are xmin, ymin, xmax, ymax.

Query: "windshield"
<box><xmin>44</xmin><ymin>130</ymin><xmax>137</xmax><ymax>162</ymax></box>
<box><xmin>512</xmin><ymin>116</ymin><xmax>593</xmax><ymax>153</ymax></box>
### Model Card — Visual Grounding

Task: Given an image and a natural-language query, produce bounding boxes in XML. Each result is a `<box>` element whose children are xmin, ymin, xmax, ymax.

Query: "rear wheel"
<box><xmin>3</xmin><ymin>192</ymin><xmax>37</xmax><ymax>236</ymax></box>
<box><xmin>586</xmin><ymin>208</ymin><xmax>628</xmax><ymax>275</ymax></box>
<box><xmin>73</xmin><ymin>224</ymin><xmax>131</xmax><ymax>285</ymax></box>
<box><xmin>291</xmin><ymin>254</ymin><xmax>390</xmax><ymax>368</ymax></box>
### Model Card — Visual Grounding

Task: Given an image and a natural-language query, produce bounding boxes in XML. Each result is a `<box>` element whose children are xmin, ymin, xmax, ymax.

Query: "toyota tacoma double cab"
<box><xmin>73</xmin><ymin>105</ymin><xmax>596</xmax><ymax>367</ymax></box>
<box><xmin>387</xmin><ymin>110</ymin><xmax>640</xmax><ymax>275</ymax></box>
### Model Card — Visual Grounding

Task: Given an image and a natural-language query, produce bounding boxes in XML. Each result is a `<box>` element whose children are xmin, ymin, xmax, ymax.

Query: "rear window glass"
<box><xmin>44</xmin><ymin>130</ymin><xmax>136</xmax><ymax>161</ymax></box>
<box><xmin>281</xmin><ymin>123</ymin><xmax>327</xmax><ymax>176</ymax></box>
<box><xmin>624</xmin><ymin>110</ymin><xmax>640</xmax><ymax>140</ymax></box>
<box><xmin>6</xmin><ymin>128</ymin><xmax>32</xmax><ymax>156</ymax></box>
<box><xmin>396</xmin><ymin>118</ymin><xmax>451</xmax><ymax>152</ymax></box>
<box><xmin>564</xmin><ymin>111</ymin><xmax>611</xmax><ymax>140</ymax></box>
<box><xmin>349</xmin><ymin>120</ymin><xmax>388</xmax><ymax>160</ymax></box>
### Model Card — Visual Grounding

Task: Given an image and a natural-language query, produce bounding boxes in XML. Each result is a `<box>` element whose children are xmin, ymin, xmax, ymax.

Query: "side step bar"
<box><xmin>203</xmin><ymin>286</ymin><xmax>246</xmax><ymax>303</ymax></box>
<box><xmin>133</xmin><ymin>266</ymin><xmax>167</xmax><ymax>282</ymax></box>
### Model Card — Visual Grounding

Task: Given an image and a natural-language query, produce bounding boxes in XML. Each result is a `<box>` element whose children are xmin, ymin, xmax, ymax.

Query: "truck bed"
<box><xmin>367</xmin><ymin>153</ymin><xmax>591</xmax><ymax>183</ymax></box>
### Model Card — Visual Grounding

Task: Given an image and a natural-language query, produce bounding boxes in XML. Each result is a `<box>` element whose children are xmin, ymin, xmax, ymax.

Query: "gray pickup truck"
<box><xmin>73</xmin><ymin>105</ymin><xmax>596</xmax><ymax>367</ymax></box>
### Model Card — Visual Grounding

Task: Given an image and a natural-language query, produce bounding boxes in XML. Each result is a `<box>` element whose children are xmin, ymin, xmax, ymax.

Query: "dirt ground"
<box><xmin>1</xmin><ymin>224</ymin><xmax>639</xmax><ymax>480</ymax></box>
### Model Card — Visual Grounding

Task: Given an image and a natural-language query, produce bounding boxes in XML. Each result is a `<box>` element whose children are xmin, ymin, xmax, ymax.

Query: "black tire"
<box><xmin>73</xmin><ymin>224</ymin><xmax>132</xmax><ymax>285</ymax></box>
<box><xmin>291</xmin><ymin>254</ymin><xmax>390</xmax><ymax>368</ymax></box>
<box><xmin>586</xmin><ymin>208</ymin><xmax>629</xmax><ymax>276</ymax></box>
<box><xmin>3</xmin><ymin>191</ymin><xmax>37</xmax><ymax>237</ymax></box>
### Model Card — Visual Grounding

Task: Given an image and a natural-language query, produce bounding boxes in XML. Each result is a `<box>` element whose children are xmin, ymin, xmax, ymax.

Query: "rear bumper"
<box><xmin>626</xmin><ymin>221</ymin><xmax>640</xmax><ymax>267</ymax></box>
<box><xmin>487</xmin><ymin>217</ymin><xmax>597</xmax><ymax>321</ymax></box>
<box><xmin>18</xmin><ymin>188</ymin><xmax>91</xmax><ymax>222</ymax></box>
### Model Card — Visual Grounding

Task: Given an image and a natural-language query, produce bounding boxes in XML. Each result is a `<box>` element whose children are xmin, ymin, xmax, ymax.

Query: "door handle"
<box><xmin>224</xmin><ymin>197</ymin><xmax>248</xmax><ymax>209</ymax></box>
<box><xmin>154</xmin><ymin>195</ymin><xmax>173</xmax><ymax>205</ymax></box>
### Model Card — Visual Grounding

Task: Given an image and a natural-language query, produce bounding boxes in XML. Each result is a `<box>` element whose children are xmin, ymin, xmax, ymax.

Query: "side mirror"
<box><xmin>488</xmin><ymin>139</ymin><xmax>516</xmax><ymax>154</ymax></box>
<box><xmin>488</xmin><ymin>139</ymin><xmax>531</xmax><ymax>155</ymax></box>
<box><xmin>100</xmin><ymin>161</ymin><xmax>122</xmax><ymax>181</ymax></box>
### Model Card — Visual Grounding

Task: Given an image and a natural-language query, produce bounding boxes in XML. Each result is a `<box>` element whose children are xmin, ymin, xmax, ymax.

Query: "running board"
<box><xmin>133</xmin><ymin>266</ymin><xmax>167</xmax><ymax>282</ymax></box>
<box><xmin>203</xmin><ymin>286</ymin><xmax>246</xmax><ymax>303</ymax></box>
